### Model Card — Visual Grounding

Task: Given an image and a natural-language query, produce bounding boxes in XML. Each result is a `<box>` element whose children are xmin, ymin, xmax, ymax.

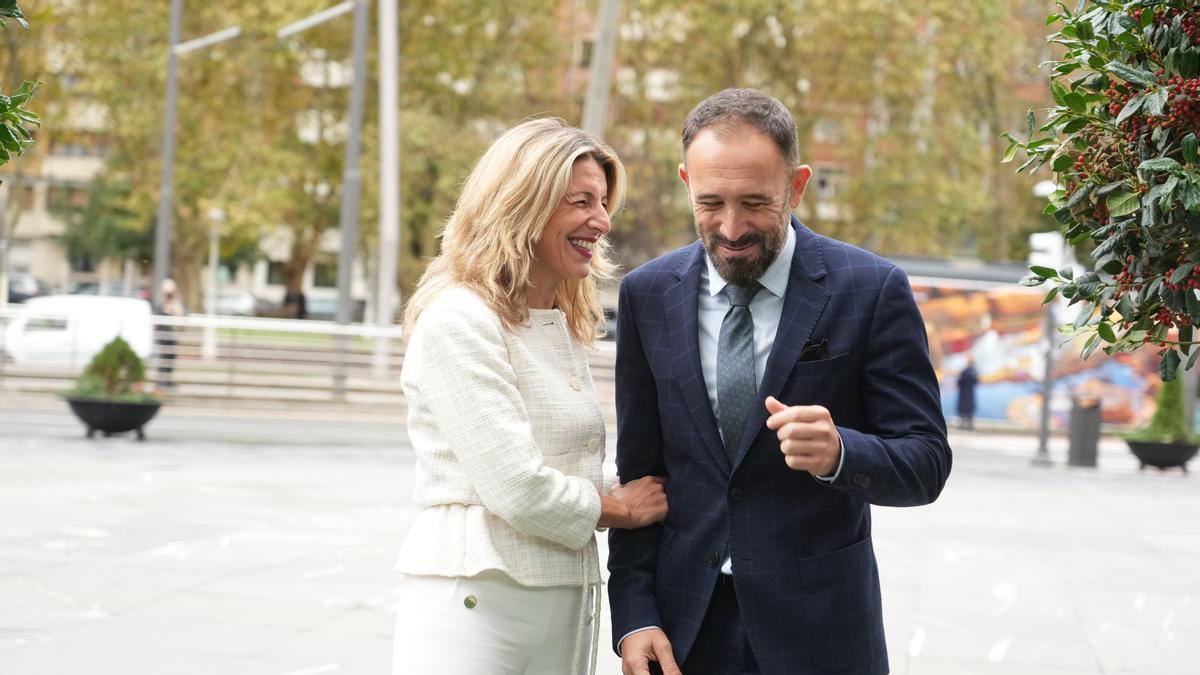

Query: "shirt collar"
<box><xmin>705</xmin><ymin>223</ymin><xmax>795</xmax><ymax>299</ymax></box>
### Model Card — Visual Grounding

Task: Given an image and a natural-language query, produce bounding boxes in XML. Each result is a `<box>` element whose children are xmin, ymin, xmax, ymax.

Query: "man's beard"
<box><xmin>698</xmin><ymin>212</ymin><xmax>788</xmax><ymax>286</ymax></box>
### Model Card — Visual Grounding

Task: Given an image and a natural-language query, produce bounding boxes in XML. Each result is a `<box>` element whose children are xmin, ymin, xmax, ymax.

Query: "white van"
<box><xmin>2</xmin><ymin>295</ymin><xmax>155</xmax><ymax>370</ymax></box>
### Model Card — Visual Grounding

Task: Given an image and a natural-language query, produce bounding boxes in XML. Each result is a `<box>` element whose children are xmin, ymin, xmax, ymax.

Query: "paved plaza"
<box><xmin>0</xmin><ymin>401</ymin><xmax>1196</xmax><ymax>674</ymax></box>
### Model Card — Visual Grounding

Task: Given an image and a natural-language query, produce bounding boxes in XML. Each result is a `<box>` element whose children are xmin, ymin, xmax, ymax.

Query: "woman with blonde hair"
<box><xmin>392</xmin><ymin>118</ymin><xmax>667</xmax><ymax>674</ymax></box>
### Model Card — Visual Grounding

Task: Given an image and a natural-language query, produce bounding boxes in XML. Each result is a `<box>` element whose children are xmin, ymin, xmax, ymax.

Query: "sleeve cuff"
<box><xmin>617</xmin><ymin>626</ymin><xmax>662</xmax><ymax>656</ymax></box>
<box><xmin>814</xmin><ymin>433</ymin><xmax>845</xmax><ymax>483</ymax></box>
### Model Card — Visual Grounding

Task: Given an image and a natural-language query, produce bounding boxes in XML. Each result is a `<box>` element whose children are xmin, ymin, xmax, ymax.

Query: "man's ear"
<box><xmin>678</xmin><ymin>162</ymin><xmax>689</xmax><ymax>191</ymax></box>
<box><xmin>789</xmin><ymin>165</ymin><xmax>813</xmax><ymax>208</ymax></box>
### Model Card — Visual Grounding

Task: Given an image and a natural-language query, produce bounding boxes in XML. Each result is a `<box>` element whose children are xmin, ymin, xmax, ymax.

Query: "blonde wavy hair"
<box><xmin>404</xmin><ymin>117</ymin><xmax>626</xmax><ymax>345</ymax></box>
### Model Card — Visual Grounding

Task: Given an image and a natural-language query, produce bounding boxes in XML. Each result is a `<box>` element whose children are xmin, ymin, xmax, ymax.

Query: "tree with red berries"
<box><xmin>1010</xmin><ymin>1</ymin><xmax>1200</xmax><ymax>381</ymax></box>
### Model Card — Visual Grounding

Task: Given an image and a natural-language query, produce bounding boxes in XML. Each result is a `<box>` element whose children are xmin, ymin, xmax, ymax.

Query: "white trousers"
<box><xmin>392</xmin><ymin>570</ymin><xmax>591</xmax><ymax>675</ymax></box>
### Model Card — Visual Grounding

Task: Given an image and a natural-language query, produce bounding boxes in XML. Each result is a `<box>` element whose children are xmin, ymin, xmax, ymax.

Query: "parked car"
<box><xmin>70</xmin><ymin>281</ymin><xmax>149</xmax><ymax>299</ymax></box>
<box><xmin>2</xmin><ymin>295</ymin><xmax>154</xmax><ymax>370</ymax></box>
<box><xmin>6</xmin><ymin>272</ymin><xmax>48</xmax><ymax>303</ymax></box>
<box><xmin>304</xmin><ymin>296</ymin><xmax>366</xmax><ymax>322</ymax></box>
<box><xmin>202</xmin><ymin>289</ymin><xmax>261</xmax><ymax>316</ymax></box>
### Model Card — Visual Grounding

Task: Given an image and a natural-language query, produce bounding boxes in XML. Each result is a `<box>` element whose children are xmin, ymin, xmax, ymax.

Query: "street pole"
<box><xmin>0</xmin><ymin>185</ymin><xmax>9</xmax><ymax>311</ymax></box>
<box><xmin>153</xmin><ymin>0</ymin><xmax>184</xmax><ymax>308</ymax></box>
<box><xmin>202</xmin><ymin>208</ymin><xmax>224</xmax><ymax>361</ymax></box>
<box><xmin>333</xmin><ymin>0</ymin><xmax>370</xmax><ymax>399</ymax></box>
<box><xmin>1033</xmin><ymin>304</ymin><xmax>1055</xmax><ymax>466</ymax></box>
<box><xmin>581</xmin><ymin>0</ymin><xmax>621</xmax><ymax>138</ymax></box>
<box><xmin>373</xmin><ymin>0</ymin><xmax>400</xmax><ymax>378</ymax></box>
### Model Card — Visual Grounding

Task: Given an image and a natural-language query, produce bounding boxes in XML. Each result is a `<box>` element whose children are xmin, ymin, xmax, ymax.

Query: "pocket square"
<box><xmin>798</xmin><ymin>337</ymin><xmax>830</xmax><ymax>362</ymax></box>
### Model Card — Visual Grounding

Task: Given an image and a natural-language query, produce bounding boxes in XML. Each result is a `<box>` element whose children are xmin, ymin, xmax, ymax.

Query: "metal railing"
<box><xmin>0</xmin><ymin>307</ymin><xmax>617</xmax><ymax>419</ymax></box>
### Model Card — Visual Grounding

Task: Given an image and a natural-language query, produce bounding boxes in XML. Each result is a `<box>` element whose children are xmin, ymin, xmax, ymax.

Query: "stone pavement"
<box><xmin>0</xmin><ymin>403</ymin><xmax>1196</xmax><ymax>674</ymax></box>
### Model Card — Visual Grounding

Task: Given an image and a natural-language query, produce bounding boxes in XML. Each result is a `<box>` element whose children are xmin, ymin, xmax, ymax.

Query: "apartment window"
<box><xmin>46</xmin><ymin>183</ymin><xmax>87</xmax><ymax>215</ymax></box>
<box><xmin>579</xmin><ymin>39</ymin><xmax>594</xmax><ymax>68</ymax></box>
<box><xmin>313</xmin><ymin>261</ymin><xmax>337</xmax><ymax>288</ymax></box>
<box><xmin>813</xmin><ymin>118</ymin><xmax>845</xmax><ymax>145</ymax></box>
<box><xmin>814</xmin><ymin>166</ymin><xmax>848</xmax><ymax>202</ymax></box>
<box><xmin>267</xmin><ymin>261</ymin><xmax>287</xmax><ymax>285</ymax></box>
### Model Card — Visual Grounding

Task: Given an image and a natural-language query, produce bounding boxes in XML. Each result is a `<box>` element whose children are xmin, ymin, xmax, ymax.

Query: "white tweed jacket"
<box><xmin>395</xmin><ymin>286</ymin><xmax>605</xmax><ymax>587</ymax></box>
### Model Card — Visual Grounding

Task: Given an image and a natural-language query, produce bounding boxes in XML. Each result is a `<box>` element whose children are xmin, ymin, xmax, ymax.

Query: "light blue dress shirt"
<box><xmin>697</xmin><ymin>226</ymin><xmax>843</xmax><ymax>574</ymax></box>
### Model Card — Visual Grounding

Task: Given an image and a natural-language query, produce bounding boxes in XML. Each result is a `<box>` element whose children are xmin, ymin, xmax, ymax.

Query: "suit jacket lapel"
<box><xmin>666</xmin><ymin>243</ymin><xmax>731</xmax><ymax>474</ymax></box>
<box><xmin>732</xmin><ymin>217</ymin><xmax>830</xmax><ymax>467</ymax></box>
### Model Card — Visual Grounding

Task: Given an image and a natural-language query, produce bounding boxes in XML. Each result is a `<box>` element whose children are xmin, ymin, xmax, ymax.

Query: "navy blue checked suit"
<box><xmin>608</xmin><ymin>216</ymin><xmax>952</xmax><ymax>675</ymax></box>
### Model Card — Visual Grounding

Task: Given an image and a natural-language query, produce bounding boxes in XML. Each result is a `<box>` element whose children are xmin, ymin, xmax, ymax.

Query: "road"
<box><xmin>0</xmin><ymin>402</ymin><xmax>1196</xmax><ymax>674</ymax></box>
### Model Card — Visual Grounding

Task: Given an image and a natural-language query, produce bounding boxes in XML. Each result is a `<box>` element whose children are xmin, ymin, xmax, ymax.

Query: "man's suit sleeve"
<box><xmin>607</xmin><ymin>276</ymin><xmax>667</xmax><ymax>653</ymax></box>
<box><xmin>833</xmin><ymin>266</ymin><xmax>953</xmax><ymax>506</ymax></box>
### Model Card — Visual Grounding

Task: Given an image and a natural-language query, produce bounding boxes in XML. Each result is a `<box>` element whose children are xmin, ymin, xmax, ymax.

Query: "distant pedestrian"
<box><xmin>957</xmin><ymin>358</ymin><xmax>978</xmax><ymax>430</ymax></box>
<box><xmin>153</xmin><ymin>278</ymin><xmax>187</xmax><ymax>389</ymax></box>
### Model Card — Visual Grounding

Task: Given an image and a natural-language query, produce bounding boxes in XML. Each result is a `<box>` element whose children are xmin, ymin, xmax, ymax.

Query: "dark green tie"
<box><xmin>717</xmin><ymin>282</ymin><xmax>761</xmax><ymax>462</ymax></box>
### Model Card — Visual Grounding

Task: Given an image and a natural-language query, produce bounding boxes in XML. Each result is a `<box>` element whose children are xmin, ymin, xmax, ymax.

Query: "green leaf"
<box><xmin>1020</xmin><ymin>275</ymin><xmax>1048</xmax><ymax>287</ymax></box>
<box><xmin>1053</xmin><ymin>153</ymin><xmax>1074</xmax><ymax>171</ymax></box>
<box><xmin>1062</xmin><ymin>117</ymin><xmax>1089</xmax><ymax>134</ymax></box>
<box><xmin>1067</xmin><ymin>183</ymin><xmax>1093</xmax><ymax>208</ymax></box>
<box><xmin>1097</xmin><ymin>321</ymin><xmax>1117</xmax><ymax>343</ymax></box>
<box><xmin>1003</xmin><ymin>143</ymin><xmax>1019</xmax><ymax>163</ymax></box>
<box><xmin>1063</xmin><ymin>92</ymin><xmax>1087</xmax><ymax>112</ymax></box>
<box><xmin>1030</xmin><ymin>265</ymin><xmax>1058</xmax><ymax>278</ymax></box>
<box><xmin>1106</xmin><ymin>190</ymin><xmax>1141</xmax><ymax>217</ymax></box>
<box><xmin>1184</xmin><ymin>184</ymin><xmax>1200</xmax><ymax>211</ymax></box>
<box><xmin>1182</xmin><ymin>51</ymin><xmax>1200</xmax><ymax>78</ymax></box>
<box><xmin>1181</xmin><ymin>326</ymin><xmax>1193</xmax><ymax>355</ymax></box>
<box><xmin>1143</xmin><ymin>199</ymin><xmax>1159</xmax><ymax>227</ymax></box>
<box><xmin>1074</xmin><ymin>301</ymin><xmax>1094</xmax><ymax>329</ymax></box>
<box><xmin>1053</xmin><ymin>206</ymin><xmax>1074</xmax><ymax>224</ymax></box>
<box><xmin>1116</xmin><ymin>92</ymin><xmax>1146</xmax><ymax>124</ymax></box>
<box><xmin>1050</xmin><ymin>80</ymin><xmax>1069</xmax><ymax>106</ymax></box>
<box><xmin>1187</xmin><ymin>288</ymin><xmax>1200</xmax><ymax>322</ymax></box>
<box><xmin>1171</xmin><ymin>264</ymin><xmax>1194</xmax><ymax>283</ymax></box>
<box><xmin>1188</xmin><ymin>346</ymin><xmax>1200</xmax><ymax>371</ymax></box>
<box><xmin>1107</xmin><ymin>61</ymin><xmax>1157</xmax><ymax>87</ymax></box>
<box><xmin>1145</xmin><ymin>88</ymin><xmax>1170</xmax><ymax>117</ymax></box>
<box><xmin>1061</xmin><ymin>266</ymin><xmax>1075</xmax><ymax>281</ymax></box>
<box><xmin>1096</xmin><ymin>180</ymin><xmax>1127</xmax><ymax>196</ymax></box>
<box><xmin>1184</xmin><ymin>133</ymin><xmax>1198</xmax><ymax>164</ymax></box>
<box><xmin>1159</xmin><ymin>348</ymin><xmax>1181</xmax><ymax>381</ymax></box>
<box><xmin>1083</xmin><ymin>332</ymin><xmax>1102</xmax><ymax>359</ymax></box>
<box><xmin>1027</xmin><ymin>108</ymin><xmax>1036</xmax><ymax>140</ymax></box>
<box><xmin>1118</xmin><ymin>294</ymin><xmax>1135</xmax><ymax>319</ymax></box>
<box><xmin>1139</xmin><ymin>157</ymin><xmax>1181</xmax><ymax>172</ymax></box>
<box><xmin>1043</xmin><ymin>287</ymin><xmax>1060</xmax><ymax>304</ymax></box>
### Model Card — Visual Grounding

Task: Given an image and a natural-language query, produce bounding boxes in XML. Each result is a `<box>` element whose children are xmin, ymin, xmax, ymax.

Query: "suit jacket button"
<box><xmin>707</xmin><ymin>553</ymin><xmax>720</xmax><ymax>566</ymax></box>
<box><xmin>730</xmin><ymin>488</ymin><xmax>744</xmax><ymax>502</ymax></box>
<box><xmin>853</xmin><ymin>473</ymin><xmax>871</xmax><ymax>489</ymax></box>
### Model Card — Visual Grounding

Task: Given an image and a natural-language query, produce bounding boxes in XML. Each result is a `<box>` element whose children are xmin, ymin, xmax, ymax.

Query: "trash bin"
<box><xmin>1068</xmin><ymin>397</ymin><xmax>1101</xmax><ymax>467</ymax></box>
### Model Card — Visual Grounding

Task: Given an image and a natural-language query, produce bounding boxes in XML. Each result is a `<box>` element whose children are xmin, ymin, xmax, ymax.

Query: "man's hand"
<box><xmin>621</xmin><ymin>628</ymin><xmax>681</xmax><ymax>675</ymax></box>
<box><xmin>765</xmin><ymin>396</ymin><xmax>841</xmax><ymax>477</ymax></box>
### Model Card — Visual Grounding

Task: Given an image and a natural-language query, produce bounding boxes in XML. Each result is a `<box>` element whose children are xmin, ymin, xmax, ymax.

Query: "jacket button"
<box><xmin>707</xmin><ymin>552</ymin><xmax>720</xmax><ymax>566</ymax></box>
<box><xmin>730</xmin><ymin>488</ymin><xmax>744</xmax><ymax>502</ymax></box>
<box><xmin>852</xmin><ymin>473</ymin><xmax>871</xmax><ymax>489</ymax></box>
<box><xmin>587</xmin><ymin>438</ymin><xmax>603</xmax><ymax>453</ymax></box>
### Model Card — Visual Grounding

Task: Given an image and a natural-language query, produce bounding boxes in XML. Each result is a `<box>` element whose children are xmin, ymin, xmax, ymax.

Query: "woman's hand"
<box><xmin>599</xmin><ymin>475</ymin><xmax>668</xmax><ymax>529</ymax></box>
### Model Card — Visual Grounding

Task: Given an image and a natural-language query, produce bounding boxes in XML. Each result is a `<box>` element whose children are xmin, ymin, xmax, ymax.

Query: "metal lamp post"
<box><xmin>201</xmin><ymin>207</ymin><xmax>225</xmax><ymax>361</ymax></box>
<box><xmin>1030</xmin><ymin>179</ymin><xmax>1062</xmax><ymax>467</ymax></box>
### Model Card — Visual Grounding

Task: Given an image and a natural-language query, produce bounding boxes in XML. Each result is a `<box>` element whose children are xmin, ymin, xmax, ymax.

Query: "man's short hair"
<box><xmin>681</xmin><ymin>88</ymin><xmax>799</xmax><ymax>167</ymax></box>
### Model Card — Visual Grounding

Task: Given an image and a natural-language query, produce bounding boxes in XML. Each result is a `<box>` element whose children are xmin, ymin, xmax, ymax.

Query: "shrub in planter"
<box><xmin>1125</xmin><ymin>374</ymin><xmax>1200</xmax><ymax>469</ymax></box>
<box><xmin>1008</xmin><ymin>1</ymin><xmax>1200</xmax><ymax>381</ymax></box>
<box><xmin>64</xmin><ymin>336</ymin><xmax>158</xmax><ymax>403</ymax></box>
<box><xmin>62</xmin><ymin>337</ymin><xmax>161</xmax><ymax>440</ymax></box>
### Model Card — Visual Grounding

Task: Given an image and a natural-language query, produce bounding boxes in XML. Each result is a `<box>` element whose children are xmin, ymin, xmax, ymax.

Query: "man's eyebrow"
<box><xmin>695</xmin><ymin>192</ymin><xmax>773</xmax><ymax>201</ymax></box>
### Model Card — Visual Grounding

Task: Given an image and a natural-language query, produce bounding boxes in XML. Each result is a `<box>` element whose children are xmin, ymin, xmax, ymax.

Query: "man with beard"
<box><xmin>607</xmin><ymin>89</ymin><xmax>952</xmax><ymax>675</ymax></box>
